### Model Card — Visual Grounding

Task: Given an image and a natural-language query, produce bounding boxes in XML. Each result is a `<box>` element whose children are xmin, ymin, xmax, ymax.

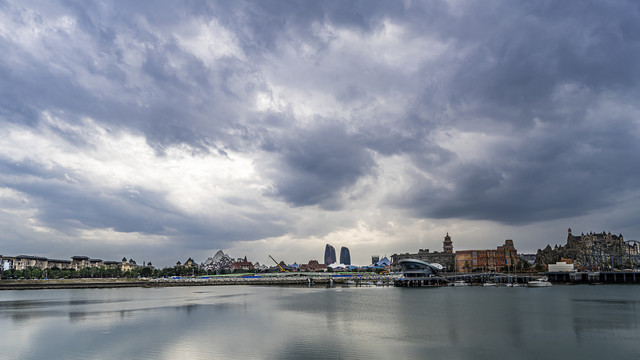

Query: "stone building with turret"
<box><xmin>443</xmin><ymin>233</ymin><xmax>453</xmax><ymax>253</ymax></box>
<box><xmin>536</xmin><ymin>228</ymin><xmax>639</xmax><ymax>270</ymax></box>
<box><xmin>391</xmin><ymin>233</ymin><xmax>456</xmax><ymax>272</ymax></box>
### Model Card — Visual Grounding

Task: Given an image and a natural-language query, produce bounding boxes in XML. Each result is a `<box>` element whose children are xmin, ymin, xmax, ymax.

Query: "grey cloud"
<box><xmin>0</xmin><ymin>156</ymin><xmax>286</xmax><ymax>250</ymax></box>
<box><xmin>442</xmin><ymin>1</ymin><xmax>640</xmax><ymax>127</ymax></box>
<box><xmin>392</xmin><ymin>113</ymin><xmax>640</xmax><ymax>224</ymax></box>
<box><xmin>262</xmin><ymin>122</ymin><xmax>375</xmax><ymax>209</ymax></box>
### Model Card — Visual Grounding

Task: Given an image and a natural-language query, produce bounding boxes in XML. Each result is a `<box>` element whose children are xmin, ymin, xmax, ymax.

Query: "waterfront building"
<box><xmin>7</xmin><ymin>255</ymin><xmax>49</xmax><ymax>271</ymax></box>
<box><xmin>373</xmin><ymin>256</ymin><xmax>391</xmax><ymax>267</ymax></box>
<box><xmin>0</xmin><ymin>254</ymin><xmax>152</xmax><ymax>273</ymax></box>
<box><xmin>300</xmin><ymin>260</ymin><xmax>327</xmax><ymax>272</ymax></box>
<box><xmin>455</xmin><ymin>239</ymin><xmax>519</xmax><ymax>273</ymax></box>
<box><xmin>340</xmin><ymin>247</ymin><xmax>351</xmax><ymax>265</ymax></box>
<box><xmin>443</xmin><ymin>233</ymin><xmax>453</xmax><ymax>253</ymax></box>
<box><xmin>392</xmin><ymin>249</ymin><xmax>455</xmax><ymax>272</ymax></box>
<box><xmin>230</xmin><ymin>256</ymin><xmax>255</xmax><ymax>272</ymax></box>
<box><xmin>89</xmin><ymin>258</ymin><xmax>103</xmax><ymax>268</ymax></box>
<box><xmin>548</xmin><ymin>259</ymin><xmax>575</xmax><ymax>272</ymax></box>
<box><xmin>71</xmin><ymin>256</ymin><xmax>90</xmax><ymax>270</ymax></box>
<box><xmin>324</xmin><ymin>244</ymin><xmax>336</xmax><ymax>265</ymax></box>
<box><xmin>103</xmin><ymin>260</ymin><xmax>121</xmax><ymax>269</ymax></box>
<box><xmin>536</xmin><ymin>228</ymin><xmax>639</xmax><ymax>270</ymax></box>
<box><xmin>47</xmin><ymin>259</ymin><xmax>73</xmax><ymax>269</ymax></box>
<box><xmin>391</xmin><ymin>233</ymin><xmax>456</xmax><ymax>272</ymax></box>
<box><xmin>398</xmin><ymin>259</ymin><xmax>443</xmax><ymax>278</ymax></box>
<box><xmin>184</xmin><ymin>258</ymin><xmax>197</xmax><ymax>268</ymax></box>
<box><xmin>121</xmin><ymin>258</ymin><xmax>139</xmax><ymax>272</ymax></box>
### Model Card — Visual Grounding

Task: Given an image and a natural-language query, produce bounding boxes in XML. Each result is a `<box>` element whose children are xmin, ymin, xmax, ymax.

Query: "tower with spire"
<box><xmin>443</xmin><ymin>233</ymin><xmax>453</xmax><ymax>253</ymax></box>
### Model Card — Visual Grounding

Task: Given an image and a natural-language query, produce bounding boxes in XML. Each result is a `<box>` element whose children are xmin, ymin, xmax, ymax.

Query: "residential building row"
<box><xmin>0</xmin><ymin>254</ymin><xmax>150</xmax><ymax>272</ymax></box>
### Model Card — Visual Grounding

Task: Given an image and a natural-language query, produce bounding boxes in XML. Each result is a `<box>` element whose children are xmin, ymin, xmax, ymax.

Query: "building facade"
<box><xmin>536</xmin><ymin>228</ymin><xmax>639</xmax><ymax>270</ymax></box>
<box><xmin>392</xmin><ymin>249</ymin><xmax>455</xmax><ymax>272</ymax></box>
<box><xmin>340</xmin><ymin>247</ymin><xmax>351</xmax><ymax>265</ymax></box>
<box><xmin>455</xmin><ymin>239</ymin><xmax>519</xmax><ymax>273</ymax></box>
<box><xmin>391</xmin><ymin>234</ymin><xmax>457</xmax><ymax>272</ymax></box>
<box><xmin>324</xmin><ymin>244</ymin><xmax>336</xmax><ymax>265</ymax></box>
<box><xmin>1</xmin><ymin>254</ymin><xmax>152</xmax><ymax>273</ymax></box>
<box><xmin>548</xmin><ymin>259</ymin><xmax>575</xmax><ymax>272</ymax></box>
<box><xmin>300</xmin><ymin>260</ymin><xmax>327</xmax><ymax>272</ymax></box>
<box><xmin>230</xmin><ymin>256</ymin><xmax>255</xmax><ymax>272</ymax></box>
<box><xmin>443</xmin><ymin>233</ymin><xmax>453</xmax><ymax>253</ymax></box>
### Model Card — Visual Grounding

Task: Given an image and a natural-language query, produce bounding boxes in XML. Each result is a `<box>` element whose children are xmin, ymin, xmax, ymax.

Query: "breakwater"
<box><xmin>0</xmin><ymin>274</ymin><xmax>393</xmax><ymax>290</ymax></box>
<box><xmin>3</xmin><ymin>271</ymin><xmax>640</xmax><ymax>290</ymax></box>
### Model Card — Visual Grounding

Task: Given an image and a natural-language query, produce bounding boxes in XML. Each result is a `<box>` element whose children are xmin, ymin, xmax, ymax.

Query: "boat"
<box><xmin>452</xmin><ymin>280</ymin><xmax>470</xmax><ymax>287</ymax></box>
<box><xmin>528</xmin><ymin>277</ymin><xmax>552</xmax><ymax>287</ymax></box>
<box><xmin>483</xmin><ymin>282</ymin><xmax>497</xmax><ymax>287</ymax></box>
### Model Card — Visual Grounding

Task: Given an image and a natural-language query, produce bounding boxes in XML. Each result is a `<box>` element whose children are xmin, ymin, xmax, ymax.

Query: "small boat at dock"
<box><xmin>528</xmin><ymin>277</ymin><xmax>552</xmax><ymax>287</ymax></box>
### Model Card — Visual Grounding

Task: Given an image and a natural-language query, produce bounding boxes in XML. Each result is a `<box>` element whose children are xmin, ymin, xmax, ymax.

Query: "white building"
<box><xmin>548</xmin><ymin>261</ymin><xmax>575</xmax><ymax>272</ymax></box>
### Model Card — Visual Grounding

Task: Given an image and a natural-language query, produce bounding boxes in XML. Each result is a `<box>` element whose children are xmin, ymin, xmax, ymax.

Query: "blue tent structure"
<box><xmin>374</xmin><ymin>257</ymin><xmax>391</xmax><ymax>267</ymax></box>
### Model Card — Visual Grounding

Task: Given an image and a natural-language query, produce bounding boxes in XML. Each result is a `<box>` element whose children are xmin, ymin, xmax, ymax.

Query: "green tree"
<box><xmin>31</xmin><ymin>268</ymin><xmax>43</xmax><ymax>279</ymax></box>
<box><xmin>140</xmin><ymin>267</ymin><xmax>152</xmax><ymax>277</ymax></box>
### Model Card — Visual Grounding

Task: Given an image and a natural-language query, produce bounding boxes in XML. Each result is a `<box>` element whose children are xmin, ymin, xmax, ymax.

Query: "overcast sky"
<box><xmin>1</xmin><ymin>0</ymin><xmax>639</xmax><ymax>267</ymax></box>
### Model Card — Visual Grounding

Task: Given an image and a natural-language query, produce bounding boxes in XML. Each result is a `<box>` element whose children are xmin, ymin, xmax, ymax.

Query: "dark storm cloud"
<box><xmin>393</xmin><ymin>112</ymin><xmax>640</xmax><ymax>224</ymax></box>
<box><xmin>378</xmin><ymin>0</ymin><xmax>640</xmax><ymax>224</ymax></box>
<box><xmin>0</xmin><ymin>0</ymin><xmax>257</xmax><ymax>153</ymax></box>
<box><xmin>2</xmin><ymin>0</ymin><xmax>640</xmax><ymax>260</ymax></box>
<box><xmin>440</xmin><ymin>1</ymin><xmax>640</xmax><ymax>126</ymax></box>
<box><xmin>262</xmin><ymin>122</ymin><xmax>375</xmax><ymax>209</ymax></box>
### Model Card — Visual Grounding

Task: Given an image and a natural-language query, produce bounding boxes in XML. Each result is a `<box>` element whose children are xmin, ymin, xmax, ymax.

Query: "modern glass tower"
<box><xmin>324</xmin><ymin>244</ymin><xmax>336</xmax><ymax>265</ymax></box>
<box><xmin>340</xmin><ymin>247</ymin><xmax>351</xmax><ymax>265</ymax></box>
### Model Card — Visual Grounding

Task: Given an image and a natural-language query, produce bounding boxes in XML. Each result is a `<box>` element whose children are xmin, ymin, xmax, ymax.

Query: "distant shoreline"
<box><xmin>0</xmin><ymin>276</ymin><xmax>371</xmax><ymax>290</ymax></box>
<box><xmin>0</xmin><ymin>278</ymin><xmax>156</xmax><ymax>290</ymax></box>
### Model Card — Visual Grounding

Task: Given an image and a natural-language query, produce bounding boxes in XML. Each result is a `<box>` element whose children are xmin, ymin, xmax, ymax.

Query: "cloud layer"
<box><xmin>1</xmin><ymin>1</ymin><xmax>640</xmax><ymax>266</ymax></box>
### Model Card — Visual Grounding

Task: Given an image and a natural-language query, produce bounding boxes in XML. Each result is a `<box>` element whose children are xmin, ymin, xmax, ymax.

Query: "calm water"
<box><xmin>1</xmin><ymin>284</ymin><xmax>639</xmax><ymax>359</ymax></box>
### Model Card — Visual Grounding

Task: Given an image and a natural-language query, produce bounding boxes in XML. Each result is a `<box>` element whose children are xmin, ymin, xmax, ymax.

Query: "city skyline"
<box><xmin>2</xmin><ymin>1</ymin><xmax>640</xmax><ymax>267</ymax></box>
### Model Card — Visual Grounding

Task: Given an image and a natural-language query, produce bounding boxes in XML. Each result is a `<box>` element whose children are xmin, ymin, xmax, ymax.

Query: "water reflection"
<box><xmin>1</xmin><ymin>285</ymin><xmax>639</xmax><ymax>359</ymax></box>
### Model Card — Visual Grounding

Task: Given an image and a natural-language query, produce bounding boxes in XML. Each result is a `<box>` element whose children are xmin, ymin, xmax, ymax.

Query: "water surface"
<box><xmin>1</xmin><ymin>285</ymin><xmax>639</xmax><ymax>359</ymax></box>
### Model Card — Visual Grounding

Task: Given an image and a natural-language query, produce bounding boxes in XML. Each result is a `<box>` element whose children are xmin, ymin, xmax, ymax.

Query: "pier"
<box><xmin>546</xmin><ymin>271</ymin><xmax>640</xmax><ymax>284</ymax></box>
<box><xmin>393</xmin><ymin>272</ymin><xmax>535</xmax><ymax>287</ymax></box>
